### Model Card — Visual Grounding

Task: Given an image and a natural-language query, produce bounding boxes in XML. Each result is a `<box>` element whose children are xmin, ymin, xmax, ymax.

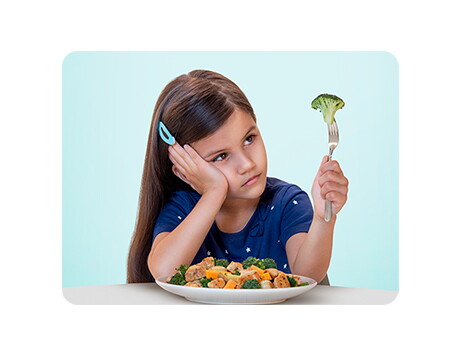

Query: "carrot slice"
<box><xmin>261</xmin><ymin>272</ymin><xmax>272</xmax><ymax>281</ymax></box>
<box><xmin>223</xmin><ymin>279</ymin><xmax>237</xmax><ymax>289</ymax></box>
<box><xmin>247</xmin><ymin>265</ymin><xmax>265</xmax><ymax>276</ymax></box>
<box><xmin>205</xmin><ymin>270</ymin><xmax>227</xmax><ymax>280</ymax></box>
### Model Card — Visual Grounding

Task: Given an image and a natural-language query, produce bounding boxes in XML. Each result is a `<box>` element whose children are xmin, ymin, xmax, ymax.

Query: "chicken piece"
<box><xmin>198</xmin><ymin>257</ymin><xmax>215</xmax><ymax>269</ymax></box>
<box><xmin>260</xmin><ymin>280</ymin><xmax>274</xmax><ymax>289</ymax></box>
<box><xmin>227</xmin><ymin>261</ymin><xmax>243</xmax><ymax>273</ymax></box>
<box><xmin>210</xmin><ymin>266</ymin><xmax>228</xmax><ymax>271</ymax></box>
<box><xmin>236</xmin><ymin>270</ymin><xmax>262</xmax><ymax>288</ymax></box>
<box><xmin>184</xmin><ymin>280</ymin><xmax>203</xmax><ymax>287</ymax></box>
<box><xmin>236</xmin><ymin>275</ymin><xmax>249</xmax><ymax>288</ymax></box>
<box><xmin>207</xmin><ymin>278</ymin><xmax>226</xmax><ymax>288</ymax></box>
<box><xmin>245</xmin><ymin>270</ymin><xmax>262</xmax><ymax>281</ymax></box>
<box><xmin>273</xmin><ymin>272</ymin><xmax>291</xmax><ymax>288</ymax></box>
<box><xmin>185</xmin><ymin>264</ymin><xmax>206</xmax><ymax>281</ymax></box>
<box><xmin>265</xmin><ymin>268</ymin><xmax>281</xmax><ymax>278</ymax></box>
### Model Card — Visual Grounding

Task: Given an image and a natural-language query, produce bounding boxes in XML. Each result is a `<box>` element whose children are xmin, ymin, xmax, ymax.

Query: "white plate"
<box><xmin>156</xmin><ymin>275</ymin><xmax>317</xmax><ymax>304</ymax></box>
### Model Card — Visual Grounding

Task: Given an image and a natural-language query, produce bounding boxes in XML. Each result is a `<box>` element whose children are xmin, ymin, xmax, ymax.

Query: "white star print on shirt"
<box><xmin>177</xmin><ymin>215</ymin><xmax>182</xmax><ymax>220</ymax></box>
<box><xmin>207</xmin><ymin>251</ymin><xmax>211</xmax><ymax>256</ymax></box>
<box><xmin>283</xmin><ymin>264</ymin><xmax>287</xmax><ymax>269</ymax></box>
<box><xmin>246</xmin><ymin>247</ymin><xmax>251</xmax><ymax>253</ymax></box>
<box><xmin>293</xmin><ymin>200</ymin><xmax>298</xmax><ymax>205</ymax></box>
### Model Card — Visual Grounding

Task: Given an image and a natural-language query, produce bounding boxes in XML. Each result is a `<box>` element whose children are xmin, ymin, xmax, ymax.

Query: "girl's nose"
<box><xmin>236</xmin><ymin>153</ymin><xmax>256</xmax><ymax>174</ymax></box>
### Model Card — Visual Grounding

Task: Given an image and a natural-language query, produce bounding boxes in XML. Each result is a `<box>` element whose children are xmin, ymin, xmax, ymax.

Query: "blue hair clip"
<box><xmin>158</xmin><ymin>121</ymin><xmax>176</xmax><ymax>145</ymax></box>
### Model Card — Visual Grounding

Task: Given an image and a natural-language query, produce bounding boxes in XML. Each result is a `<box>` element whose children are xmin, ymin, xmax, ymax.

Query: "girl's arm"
<box><xmin>148</xmin><ymin>142</ymin><xmax>229</xmax><ymax>279</ymax></box>
<box><xmin>286</xmin><ymin>156</ymin><xmax>348</xmax><ymax>282</ymax></box>
<box><xmin>148</xmin><ymin>187</ymin><xmax>226</xmax><ymax>279</ymax></box>
<box><xmin>286</xmin><ymin>216</ymin><xmax>335</xmax><ymax>282</ymax></box>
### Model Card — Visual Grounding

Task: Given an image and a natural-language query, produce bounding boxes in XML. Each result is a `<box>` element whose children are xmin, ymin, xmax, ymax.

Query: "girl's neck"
<box><xmin>221</xmin><ymin>196</ymin><xmax>260</xmax><ymax>214</ymax></box>
<box><xmin>216</xmin><ymin>197</ymin><xmax>260</xmax><ymax>234</ymax></box>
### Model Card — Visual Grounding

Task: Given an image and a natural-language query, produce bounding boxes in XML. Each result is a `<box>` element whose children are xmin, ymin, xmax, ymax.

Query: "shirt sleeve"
<box><xmin>152</xmin><ymin>191</ymin><xmax>196</xmax><ymax>242</ymax></box>
<box><xmin>279</xmin><ymin>185</ymin><xmax>314</xmax><ymax>247</ymax></box>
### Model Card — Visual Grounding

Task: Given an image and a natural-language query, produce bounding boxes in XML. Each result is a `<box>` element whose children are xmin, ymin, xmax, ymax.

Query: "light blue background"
<box><xmin>63</xmin><ymin>51</ymin><xmax>398</xmax><ymax>290</ymax></box>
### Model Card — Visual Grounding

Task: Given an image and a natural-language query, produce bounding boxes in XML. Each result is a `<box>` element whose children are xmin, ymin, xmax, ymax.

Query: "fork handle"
<box><xmin>325</xmin><ymin>201</ymin><xmax>332</xmax><ymax>222</ymax></box>
<box><xmin>324</xmin><ymin>153</ymin><xmax>333</xmax><ymax>222</ymax></box>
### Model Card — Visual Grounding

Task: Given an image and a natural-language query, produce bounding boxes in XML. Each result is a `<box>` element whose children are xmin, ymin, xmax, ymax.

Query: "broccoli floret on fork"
<box><xmin>311</xmin><ymin>93</ymin><xmax>345</xmax><ymax>124</ymax></box>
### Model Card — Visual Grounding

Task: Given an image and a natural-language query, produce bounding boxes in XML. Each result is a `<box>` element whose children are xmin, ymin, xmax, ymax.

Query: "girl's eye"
<box><xmin>244</xmin><ymin>134</ymin><xmax>256</xmax><ymax>145</ymax></box>
<box><xmin>213</xmin><ymin>153</ymin><xmax>228</xmax><ymax>162</ymax></box>
<box><xmin>211</xmin><ymin>134</ymin><xmax>256</xmax><ymax>162</ymax></box>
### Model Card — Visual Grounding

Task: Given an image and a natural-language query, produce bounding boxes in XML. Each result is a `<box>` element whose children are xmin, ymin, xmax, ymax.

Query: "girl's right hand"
<box><xmin>168</xmin><ymin>143</ymin><xmax>229</xmax><ymax>197</ymax></box>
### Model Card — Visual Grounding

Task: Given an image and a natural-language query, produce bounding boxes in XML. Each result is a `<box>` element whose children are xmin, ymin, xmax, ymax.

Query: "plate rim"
<box><xmin>155</xmin><ymin>274</ymin><xmax>317</xmax><ymax>304</ymax></box>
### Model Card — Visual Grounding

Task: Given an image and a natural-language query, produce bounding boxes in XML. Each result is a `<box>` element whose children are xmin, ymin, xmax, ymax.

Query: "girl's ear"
<box><xmin>171</xmin><ymin>164</ymin><xmax>181</xmax><ymax>179</ymax></box>
<box><xmin>172</xmin><ymin>165</ymin><xmax>191</xmax><ymax>186</ymax></box>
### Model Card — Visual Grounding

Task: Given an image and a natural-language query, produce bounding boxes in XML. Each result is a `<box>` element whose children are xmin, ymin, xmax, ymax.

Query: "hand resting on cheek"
<box><xmin>168</xmin><ymin>142</ymin><xmax>229</xmax><ymax>196</ymax></box>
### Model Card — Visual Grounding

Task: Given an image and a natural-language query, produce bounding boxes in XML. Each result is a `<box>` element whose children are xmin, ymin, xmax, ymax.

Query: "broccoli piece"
<box><xmin>298</xmin><ymin>282</ymin><xmax>309</xmax><ymax>286</ymax></box>
<box><xmin>199</xmin><ymin>277</ymin><xmax>213</xmax><ymax>288</ymax></box>
<box><xmin>255</xmin><ymin>259</ymin><xmax>266</xmax><ymax>270</ymax></box>
<box><xmin>242</xmin><ymin>256</ymin><xmax>258</xmax><ymax>269</ymax></box>
<box><xmin>241</xmin><ymin>279</ymin><xmax>261</xmax><ymax>289</ymax></box>
<box><xmin>242</xmin><ymin>256</ymin><xmax>266</xmax><ymax>269</ymax></box>
<box><xmin>287</xmin><ymin>276</ymin><xmax>297</xmax><ymax>287</ymax></box>
<box><xmin>215</xmin><ymin>258</ymin><xmax>229</xmax><ymax>267</ymax></box>
<box><xmin>168</xmin><ymin>272</ymin><xmax>187</xmax><ymax>286</ymax></box>
<box><xmin>176</xmin><ymin>264</ymin><xmax>189</xmax><ymax>276</ymax></box>
<box><xmin>311</xmin><ymin>93</ymin><xmax>345</xmax><ymax>124</ymax></box>
<box><xmin>261</xmin><ymin>258</ymin><xmax>277</xmax><ymax>269</ymax></box>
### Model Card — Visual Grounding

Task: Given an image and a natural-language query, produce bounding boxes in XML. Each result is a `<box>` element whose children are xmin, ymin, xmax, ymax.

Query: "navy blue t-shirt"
<box><xmin>152</xmin><ymin>177</ymin><xmax>314</xmax><ymax>273</ymax></box>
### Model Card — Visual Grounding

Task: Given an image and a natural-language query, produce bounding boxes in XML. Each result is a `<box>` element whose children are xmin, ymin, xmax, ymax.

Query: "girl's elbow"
<box><xmin>148</xmin><ymin>253</ymin><xmax>172</xmax><ymax>280</ymax></box>
<box><xmin>314</xmin><ymin>272</ymin><xmax>328</xmax><ymax>284</ymax></box>
<box><xmin>293</xmin><ymin>267</ymin><xmax>327</xmax><ymax>284</ymax></box>
<box><xmin>147</xmin><ymin>253</ymin><xmax>161</xmax><ymax>280</ymax></box>
<box><xmin>301</xmin><ymin>272</ymin><xmax>324</xmax><ymax>284</ymax></box>
<box><xmin>149</xmin><ymin>262</ymin><xmax>165</xmax><ymax>280</ymax></box>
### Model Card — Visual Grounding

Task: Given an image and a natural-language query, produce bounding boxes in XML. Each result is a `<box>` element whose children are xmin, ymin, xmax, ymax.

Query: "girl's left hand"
<box><xmin>311</xmin><ymin>156</ymin><xmax>349</xmax><ymax>220</ymax></box>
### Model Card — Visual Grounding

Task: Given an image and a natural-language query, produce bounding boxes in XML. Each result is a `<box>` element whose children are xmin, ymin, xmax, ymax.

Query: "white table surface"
<box><xmin>63</xmin><ymin>283</ymin><xmax>397</xmax><ymax>305</ymax></box>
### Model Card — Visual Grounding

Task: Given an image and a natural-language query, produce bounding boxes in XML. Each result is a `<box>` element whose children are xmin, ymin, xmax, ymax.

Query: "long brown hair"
<box><xmin>127</xmin><ymin>70</ymin><xmax>256</xmax><ymax>283</ymax></box>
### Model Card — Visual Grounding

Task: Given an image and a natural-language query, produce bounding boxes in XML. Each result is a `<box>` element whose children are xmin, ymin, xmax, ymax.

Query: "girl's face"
<box><xmin>191</xmin><ymin>109</ymin><xmax>268</xmax><ymax>201</ymax></box>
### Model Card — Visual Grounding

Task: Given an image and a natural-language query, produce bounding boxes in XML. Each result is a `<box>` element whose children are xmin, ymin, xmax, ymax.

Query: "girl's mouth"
<box><xmin>242</xmin><ymin>173</ymin><xmax>261</xmax><ymax>187</ymax></box>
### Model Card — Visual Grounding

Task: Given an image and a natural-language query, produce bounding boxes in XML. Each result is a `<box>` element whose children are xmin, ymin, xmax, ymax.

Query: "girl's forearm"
<box><xmin>148</xmin><ymin>188</ymin><xmax>226</xmax><ymax>279</ymax></box>
<box><xmin>291</xmin><ymin>215</ymin><xmax>335</xmax><ymax>282</ymax></box>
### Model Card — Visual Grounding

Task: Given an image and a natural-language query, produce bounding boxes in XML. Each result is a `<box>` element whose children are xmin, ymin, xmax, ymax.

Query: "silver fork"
<box><xmin>325</xmin><ymin>120</ymin><xmax>339</xmax><ymax>222</ymax></box>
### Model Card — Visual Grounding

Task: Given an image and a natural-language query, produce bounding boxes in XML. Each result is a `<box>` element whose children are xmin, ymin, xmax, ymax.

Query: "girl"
<box><xmin>127</xmin><ymin>70</ymin><xmax>349</xmax><ymax>284</ymax></box>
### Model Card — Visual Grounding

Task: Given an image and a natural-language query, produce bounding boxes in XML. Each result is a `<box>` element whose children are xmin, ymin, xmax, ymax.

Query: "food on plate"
<box><xmin>184</xmin><ymin>264</ymin><xmax>206</xmax><ymax>281</ymax></box>
<box><xmin>207</xmin><ymin>277</ymin><xmax>226</xmax><ymax>288</ymax></box>
<box><xmin>311</xmin><ymin>93</ymin><xmax>345</xmax><ymax>124</ymax></box>
<box><xmin>227</xmin><ymin>261</ymin><xmax>243</xmax><ymax>273</ymax></box>
<box><xmin>165</xmin><ymin>256</ymin><xmax>309</xmax><ymax>289</ymax></box>
<box><xmin>241</xmin><ymin>279</ymin><xmax>261</xmax><ymax>289</ymax></box>
<box><xmin>273</xmin><ymin>272</ymin><xmax>290</xmax><ymax>288</ymax></box>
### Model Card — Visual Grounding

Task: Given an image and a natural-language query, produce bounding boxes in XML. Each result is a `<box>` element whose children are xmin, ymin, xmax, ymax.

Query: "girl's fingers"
<box><xmin>169</xmin><ymin>144</ymin><xmax>192</xmax><ymax>171</ymax></box>
<box><xmin>318</xmin><ymin>170</ymin><xmax>349</xmax><ymax>187</ymax></box>
<box><xmin>327</xmin><ymin>192</ymin><xmax>347</xmax><ymax>211</ymax></box>
<box><xmin>320</xmin><ymin>181</ymin><xmax>348</xmax><ymax>200</ymax></box>
<box><xmin>183</xmin><ymin>144</ymin><xmax>202</xmax><ymax>162</ymax></box>
<box><xmin>183</xmin><ymin>144</ymin><xmax>206</xmax><ymax>171</ymax></box>
<box><xmin>171</xmin><ymin>142</ymin><xmax>189</xmax><ymax>158</ymax></box>
<box><xmin>169</xmin><ymin>154</ymin><xmax>187</xmax><ymax>176</ymax></box>
<box><xmin>171</xmin><ymin>143</ymin><xmax>200</xmax><ymax>171</ymax></box>
<box><xmin>320</xmin><ymin>159</ymin><xmax>343</xmax><ymax>175</ymax></box>
<box><xmin>312</xmin><ymin>157</ymin><xmax>349</xmax><ymax>215</ymax></box>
